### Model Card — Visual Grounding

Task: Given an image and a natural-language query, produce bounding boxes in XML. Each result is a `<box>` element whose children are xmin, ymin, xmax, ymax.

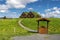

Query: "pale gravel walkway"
<box><xmin>12</xmin><ymin>34</ymin><xmax>60</xmax><ymax>40</ymax></box>
<box><xmin>18</xmin><ymin>20</ymin><xmax>37</xmax><ymax>32</ymax></box>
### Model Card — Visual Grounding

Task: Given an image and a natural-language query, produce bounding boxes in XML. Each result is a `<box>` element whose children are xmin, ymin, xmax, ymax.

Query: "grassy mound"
<box><xmin>0</xmin><ymin>18</ymin><xmax>60</xmax><ymax>40</ymax></box>
<box><xmin>22</xmin><ymin>18</ymin><xmax>60</xmax><ymax>34</ymax></box>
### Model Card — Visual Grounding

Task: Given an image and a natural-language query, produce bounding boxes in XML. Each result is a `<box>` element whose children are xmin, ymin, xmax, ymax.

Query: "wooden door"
<box><xmin>39</xmin><ymin>27</ymin><xmax>48</xmax><ymax>34</ymax></box>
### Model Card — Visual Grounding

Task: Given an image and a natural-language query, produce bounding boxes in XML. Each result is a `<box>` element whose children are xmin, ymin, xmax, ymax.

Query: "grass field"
<box><xmin>22</xmin><ymin>18</ymin><xmax>60</xmax><ymax>34</ymax></box>
<box><xmin>0</xmin><ymin>18</ymin><xmax>33</xmax><ymax>40</ymax></box>
<box><xmin>0</xmin><ymin>18</ymin><xmax>60</xmax><ymax>40</ymax></box>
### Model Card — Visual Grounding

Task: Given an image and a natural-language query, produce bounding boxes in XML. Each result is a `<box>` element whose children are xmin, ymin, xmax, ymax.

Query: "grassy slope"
<box><xmin>0</xmin><ymin>18</ymin><xmax>60</xmax><ymax>40</ymax></box>
<box><xmin>0</xmin><ymin>18</ymin><xmax>32</xmax><ymax>40</ymax></box>
<box><xmin>22</xmin><ymin>18</ymin><xmax>60</xmax><ymax>34</ymax></box>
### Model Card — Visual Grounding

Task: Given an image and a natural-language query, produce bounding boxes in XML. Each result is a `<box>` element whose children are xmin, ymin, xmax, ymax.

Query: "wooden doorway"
<box><xmin>37</xmin><ymin>18</ymin><xmax>50</xmax><ymax>34</ymax></box>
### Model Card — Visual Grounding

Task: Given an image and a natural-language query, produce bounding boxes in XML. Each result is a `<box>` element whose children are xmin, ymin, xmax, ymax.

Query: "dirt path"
<box><xmin>18</xmin><ymin>20</ymin><xmax>37</xmax><ymax>32</ymax></box>
<box><xmin>12</xmin><ymin>34</ymin><xmax>60</xmax><ymax>40</ymax></box>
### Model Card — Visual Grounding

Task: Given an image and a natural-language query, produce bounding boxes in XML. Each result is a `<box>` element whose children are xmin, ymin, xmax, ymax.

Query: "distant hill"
<box><xmin>20</xmin><ymin>11</ymin><xmax>41</xmax><ymax>18</ymax></box>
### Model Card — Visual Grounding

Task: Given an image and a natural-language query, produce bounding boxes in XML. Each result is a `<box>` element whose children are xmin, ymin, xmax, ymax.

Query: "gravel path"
<box><xmin>12</xmin><ymin>34</ymin><xmax>60</xmax><ymax>40</ymax></box>
<box><xmin>18</xmin><ymin>20</ymin><xmax>37</xmax><ymax>32</ymax></box>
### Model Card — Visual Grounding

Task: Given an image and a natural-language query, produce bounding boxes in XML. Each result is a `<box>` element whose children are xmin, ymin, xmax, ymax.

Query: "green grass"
<box><xmin>22</xmin><ymin>18</ymin><xmax>60</xmax><ymax>34</ymax></box>
<box><xmin>0</xmin><ymin>18</ymin><xmax>33</xmax><ymax>40</ymax></box>
<box><xmin>21</xmin><ymin>18</ymin><xmax>38</xmax><ymax>30</ymax></box>
<box><xmin>49</xmin><ymin>18</ymin><xmax>60</xmax><ymax>34</ymax></box>
<box><xmin>0</xmin><ymin>18</ymin><xmax>60</xmax><ymax>40</ymax></box>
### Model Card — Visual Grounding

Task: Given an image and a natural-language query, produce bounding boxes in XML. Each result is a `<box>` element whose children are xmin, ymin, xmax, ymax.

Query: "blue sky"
<box><xmin>0</xmin><ymin>0</ymin><xmax>60</xmax><ymax>18</ymax></box>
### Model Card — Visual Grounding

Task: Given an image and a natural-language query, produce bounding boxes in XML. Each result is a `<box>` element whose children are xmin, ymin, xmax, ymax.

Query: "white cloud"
<box><xmin>6</xmin><ymin>12</ymin><xmax>19</xmax><ymax>18</ymax></box>
<box><xmin>0</xmin><ymin>5</ymin><xmax>10</xmax><ymax>12</ymax></box>
<box><xmin>6</xmin><ymin>0</ymin><xmax>38</xmax><ymax>8</ymax></box>
<box><xmin>37</xmin><ymin>12</ymin><xmax>46</xmax><ymax>18</ymax></box>
<box><xmin>28</xmin><ymin>8</ymin><xmax>33</xmax><ymax>10</ymax></box>
<box><xmin>0</xmin><ymin>10</ymin><xmax>6</xmax><ymax>12</ymax></box>
<box><xmin>45</xmin><ymin>7</ymin><xmax>60</xmax><ymax>18</ymax></box>
<box><xmin>0</xmin><ymin>0</ymin><xmax>38</xmax><ymax>12</ymax></box>
<box><xmin>45</xmin><ymin>9</ymin><xmax>51</xmax><ymax>12</ymax></box>
<box><xmin>41</xmin><ymin>14</ymin><xmax>46</xmax><ymax>18</ymax></box>
<box><xmin>9</xmin><ymin>12</ymin><xmax>18</xmax><ymax>18</ymax></box>
<box><xmin>53</xmin><ymin>7</ymin><xmax>57</xmax><ymax>10</ymax></box>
